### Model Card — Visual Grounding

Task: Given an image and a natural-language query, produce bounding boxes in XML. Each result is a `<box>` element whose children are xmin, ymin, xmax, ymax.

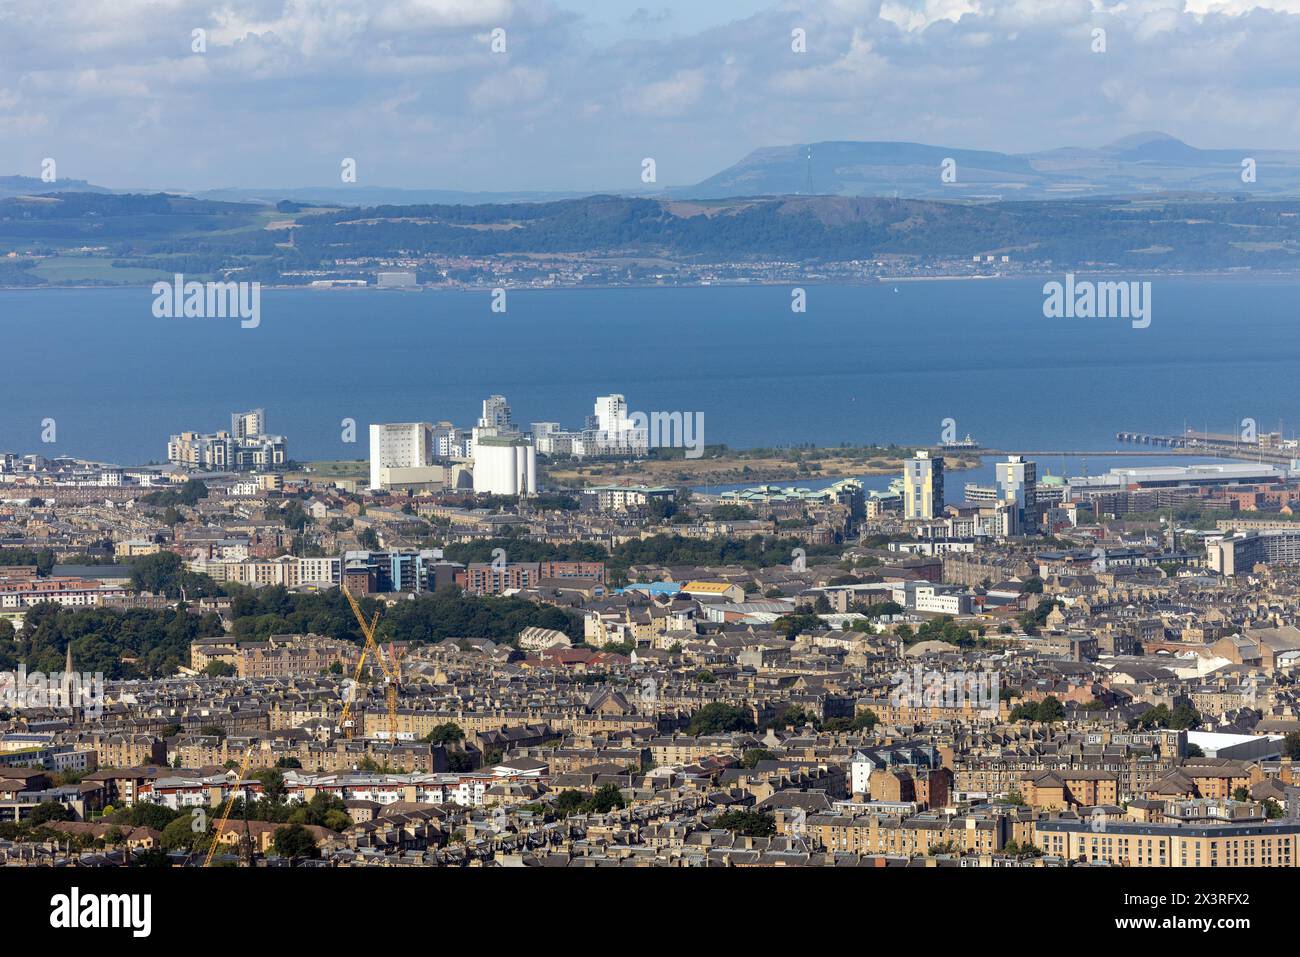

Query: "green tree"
<box><xmin>687</xmin><ymin>703</ymin><xmax>756</xmax><ymax>735</ymax></box>
<box><xmin>822</xmin><ymin>710</ymin><xmax>879</xmax><ymax>733</ymax></box>
<box><xmin>740</xmin><ymin>749</ymin><xmax>775</xmax><ymax>768</ymax></box>
<box><xmin>762</xmin><ymin>705</ymin><xmax>817</xmax><ymax>731</ymax></box>
<box><xmin>254</xmin><ymin>768</ymin><xmax>287</xmax><ymax>805</ymax></box>
<box><xmin>587</xmin><ymin>784</ymin><xmax>625</xmax><ymax>814</ymax></box>
<box><xmin>131</xmin><ymin>848</ymin><xmax>171</xmax><ymax>867</ymax></box>
<box><xmin>129</xmin><ymin>551</ymin><xmax>222</xmax><ymax>600</ymax></box>
<box><xmin>126</xmin><ymin>803</ymin><xmax>181</xmax><ymax>830</ymax></box>
<box><xmin>160</xmin><ymin>814</ymin><xmax>204</xmax><ymax>852</ymax></box>
<box><xmin>1038</xmin><ymin>696</ymin><xmax>1066</xmax><ymax>722</ymax></box>
<box><xmin>774</xmin><ymin>612</ymin><xmax>821</xmax><ymax>639</ymax></box>
<box><xmin>713</xmin><ymin>809</ymin><xmax>776</xmax><ymax>837</ymax></box>
<box><xmin>272</xmin><ymin>823</ymin><xmax>319</xmax><ymax>859</ymax></box>
<box><xmin>281</xmin><ymin>500</ymin><xmax>309</xmax><ymax>532</ymax></box>
<box><xmin>1010</xmin><ymin>696</ymin><xmax>1065</xmax><ymax>723</ymax></box>
<box><xmin>423</xmin><ymin>723</ymin><xmax>465</xmax><ymax>745</ymax></box>
<box><xmin>28</xmin><ymin>801</ymin><xmax>71</xmax><ymax>825</ymax></box>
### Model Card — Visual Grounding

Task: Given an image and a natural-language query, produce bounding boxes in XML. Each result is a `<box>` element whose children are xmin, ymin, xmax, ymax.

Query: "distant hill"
<box><xmin>675</xmin><ymin>133</ymin><xmax>1300</xmax><ymax>199</ymax></box>
<box><xmin>191</xmin><ymin>185</ymin><xmax>605</xmax><ymax>207</ymax></box>
<box><xmin>6</xmin><ymin>190</ymin><xmax>1300</xmax><ymax>286</ymax></box>
<box><xmin>9</xmin><ymin>132</ymin><xmax>1297</xmax><ymax>207</ymax></box>
<box><xmin>0</xmin><ymin>175</ymin><xmax>112</xmax><ymax>199</ymax></box>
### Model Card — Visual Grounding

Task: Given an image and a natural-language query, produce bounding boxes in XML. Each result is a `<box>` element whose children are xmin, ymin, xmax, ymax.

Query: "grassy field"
<box><xmin>293</xmin><ymin>450</ymin><xmax>982</xmax><ymax>491</ymax></box>
<box><xmin>29</xmin><ymin>256</ymin><xmax>173</xmax><ymax>284</ymax></box>
<box><xmin>544</xmin><ymin>448</ymin><xmax>981</xmax><ymax>489</ymax></box>
<box><xmin>292</xmin><ymin>460</ymin><xmax>369</xmax><ymax>482</ymax></box>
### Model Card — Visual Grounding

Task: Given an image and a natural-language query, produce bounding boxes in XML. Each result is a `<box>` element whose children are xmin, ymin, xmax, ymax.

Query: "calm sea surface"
<box><xmin>1</xmin><ymin>280</ymin><xmax>1297</xmax><ymax>472</ymax></box>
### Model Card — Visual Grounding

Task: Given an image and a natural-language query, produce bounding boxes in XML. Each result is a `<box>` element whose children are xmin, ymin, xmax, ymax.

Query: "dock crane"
<box><xmin>338</xmin><ymin>585</ymin><xmax>402</xmax><ymax>744</ymax></box>
<box><xmin>203</xmin><ymin>747</ymin><xmax>254</xmax><ymax>867</ymax></box>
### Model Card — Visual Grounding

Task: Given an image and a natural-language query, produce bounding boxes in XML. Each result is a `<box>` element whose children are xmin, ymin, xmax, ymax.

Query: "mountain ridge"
<box><xmin>5</xmin><ymin>132</ymin><xmax>1300</xmax><ymax>206</ymax></box>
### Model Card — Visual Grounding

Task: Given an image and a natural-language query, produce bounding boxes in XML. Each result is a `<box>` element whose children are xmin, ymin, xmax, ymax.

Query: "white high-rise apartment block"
<box><xmin>593</xmin><ymin>394</ymin><xmax>628</xmax><ymax>434</ymax></box>
<box><xmin>903</xmin><ymin>450</ymin><xmax>945</xmax><ymax>520</ymax></box>
<box><xmin>472</xmin><ymin>435</ymin><xmax>536</xmax><ymax>495</ymax></box>
<box><xmin>432</xmin><ymin>422</ymin><xmax>469</xmax><ymax>461</ymax></box>
<box><xmin>591</xmin><ymin>394</ymin><xmax>648</xmax><ymax>455</ymax></box>
<box><xmin>477</xmin><ymin>395</ymin><xmax>515</xmax><ymax>435</ymax></box>
<box><xmin>995</xmin><ymin>455</ymin><xmax>1039</xmax><ymax>533</ymax></box>
<box><xmin>369</xmin><ymin>423</ymin><xmax>433</xmax><ymax>490</ymax></box>
<box><xmin>231</xmin><ymin>409</ymin><xmax>265</xmax><ymax>440</ymax></box>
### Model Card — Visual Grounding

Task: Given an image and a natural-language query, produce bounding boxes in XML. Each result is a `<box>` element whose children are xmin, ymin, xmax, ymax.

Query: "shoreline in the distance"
<box><xmin>3</xmin><ymin>269</ymin><xmax>1300</xmax><ymax>293</ymax></box>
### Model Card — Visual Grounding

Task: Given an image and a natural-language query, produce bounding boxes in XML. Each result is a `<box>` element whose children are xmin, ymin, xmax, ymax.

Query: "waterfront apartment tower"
<box><xmin>478</xmin><ymin>395</ymin><xmax>515</xmax><ymax>435</ymax></box>
<box><xmin>903</xmin><ymin>450</ymin><xmax>945</xmax><ymax>520</ymax></box>
<box><xmin>591</xmin><ymin>394</ymin><xmax>649</xmax><ymax>455</ymax></box>
<box><xmin>996</xmin><ymin>455</ymin><xmax>1040</xmax><ymax>533</ymax></box>
<box><xmin>230</xmin><ymin>409</ymin><xmax>266</xmax><ymax>441</ymax></box>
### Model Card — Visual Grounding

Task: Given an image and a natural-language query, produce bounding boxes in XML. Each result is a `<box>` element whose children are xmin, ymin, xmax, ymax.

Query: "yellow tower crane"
<box><xmin>339</xmin><ymin>585</ymin><xmax>401</xmax><ymax>744</ymax></box>
<box><xmin>203</xmin><ymin>747</ymin><xmax>254</xmax><ymax>867</ymax></box>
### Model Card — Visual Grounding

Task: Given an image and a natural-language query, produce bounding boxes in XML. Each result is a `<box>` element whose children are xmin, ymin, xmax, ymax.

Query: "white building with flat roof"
<box><xmin>369</xmin><ymin>422</ymin><xmax>433</xmax><ymax>490</ymax></box>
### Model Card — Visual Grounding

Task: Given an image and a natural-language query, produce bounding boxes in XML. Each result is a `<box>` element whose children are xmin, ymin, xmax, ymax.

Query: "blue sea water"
<box><xmin>0</xmin><ymin>279</ymin><xmax>1297</xmax><ymax>465</ymax></box>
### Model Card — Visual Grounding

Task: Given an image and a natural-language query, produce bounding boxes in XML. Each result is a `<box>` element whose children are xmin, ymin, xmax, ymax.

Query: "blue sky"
<box><xmin>4</xmin><ymin>0</ymin><xmax>1300</xmax><ymax>192</ymax></box>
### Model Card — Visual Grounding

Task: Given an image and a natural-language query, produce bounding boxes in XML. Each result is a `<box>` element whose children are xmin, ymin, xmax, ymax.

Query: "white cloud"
<box><xmin>880</xmin><ymin>0</ymin><xmax>982</xmax><ymax>31</ymax></box>
<box><xmin>4</xmin><ymin>0</ymin><xmax>1300</xmax><ymax>189</ymax></box>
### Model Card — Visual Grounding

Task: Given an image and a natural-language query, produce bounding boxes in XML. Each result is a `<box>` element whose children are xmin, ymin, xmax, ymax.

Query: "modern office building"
<box><xmin>903</xmin><ymin>451</ymin><xmax>945</xmax><ymax>520</ymax></box>
<box><xmin>472</xmin><ymin>434</ymin><xmax>536</xmax><ymax>495</ymax></box>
